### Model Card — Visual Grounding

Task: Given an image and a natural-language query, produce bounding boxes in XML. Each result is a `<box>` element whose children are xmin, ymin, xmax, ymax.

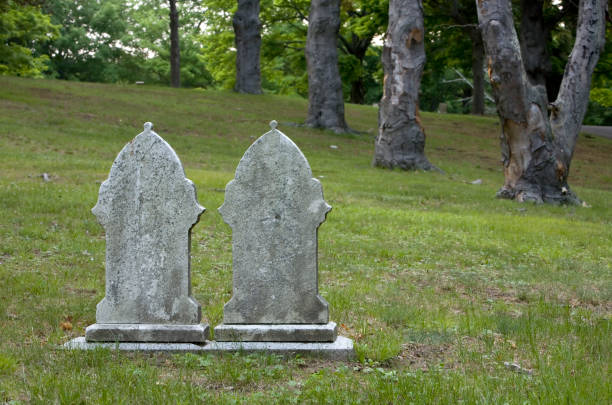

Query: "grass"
<box><xmin>0</xmin><ymin>76</ymin><xmax>610</xmax><ymax>403</ymax></box>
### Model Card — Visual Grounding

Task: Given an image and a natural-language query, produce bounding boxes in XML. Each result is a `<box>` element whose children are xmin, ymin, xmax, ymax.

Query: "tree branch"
<box><xmin>550</xmin><ymin>0</ymin><xmax>607</xmax><ymax>162</ymax></box>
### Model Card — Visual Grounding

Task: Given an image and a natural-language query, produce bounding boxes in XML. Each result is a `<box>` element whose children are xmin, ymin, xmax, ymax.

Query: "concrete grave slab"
<box><xmin>64</xmin><ymin>336</ymin><xmax>354</xmax><ymax>361</ymax></box>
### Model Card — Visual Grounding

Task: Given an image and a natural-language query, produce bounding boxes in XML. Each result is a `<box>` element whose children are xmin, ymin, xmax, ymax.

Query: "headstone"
<box><xmin>214</xmin><ymin>121</ymin><xmax>338</xmax><ymax>342</ymax></box>
<box><xmin>85</xmin><ymin>122</ymin><xmax>209</xmax><ymax>343</ymax></box>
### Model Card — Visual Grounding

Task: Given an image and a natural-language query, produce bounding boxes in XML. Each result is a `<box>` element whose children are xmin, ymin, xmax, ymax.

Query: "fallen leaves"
<box><xmin>60</xmin><ymin>316</ymin><xmax>73</xmax><ymax>331</ymax></box>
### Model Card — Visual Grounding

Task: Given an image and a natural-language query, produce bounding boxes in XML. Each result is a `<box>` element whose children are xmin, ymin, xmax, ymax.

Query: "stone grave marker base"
<box><xmin>214</xmin><ymin>322</ymin><xmax>337</xmax><ymax>342</ymax></box>
<box><xmin>64</xmin><ymin>336</ymin><xmax>354</xmax><ymax>361</ymax></box>
<box><xmin>85</xmin><ymin>323</ymin><xmax>209</xmax><ymax>343</ymax></box>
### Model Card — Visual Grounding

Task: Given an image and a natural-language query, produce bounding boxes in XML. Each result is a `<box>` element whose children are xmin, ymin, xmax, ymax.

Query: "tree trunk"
<box><xmin>373</xmin><ymin>0</ymin><xmax>433</xmax><ymax>170</ymax></box>
<box><xmin>233</xmin><ymin>0</ymin><xmax>262</xmax><ymax>94</ymax></box>
<box><xmin>342</xmin><ymin>34</ymin><xmax>372</xmax><ymax>105</ymax></box>
<box><xmin>470</xmin><ymin>27</ymin><xmax>485</xmax><ymax>115</ymax></box>
<box><xmin>477</xmin><ymin>0</ymin><xmax>607</xmax><ymax>204</ymax></box>
<box><xmin>519</xmin><ymin>0</ymin><xmax>551</xmax><ymax>90</ymax></box>
<box><xmin>169</xmin><ymin>0</ymin><xmax>180</xmax><ymax>88</ymax></box>
<box><xmin>305</xmin><ymin>0</ymin><xmax>349</xmax><ymax>133</ymax></box>
<box><xmin>350</xmin><ymin>78</ymin><xmax>366</xmax><ymax>105</ymax></box>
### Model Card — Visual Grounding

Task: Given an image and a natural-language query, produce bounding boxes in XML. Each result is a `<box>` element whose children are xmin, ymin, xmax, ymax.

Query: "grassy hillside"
<box><xmin>0</xmin><ymin>76</ymin><xmax>610</xmax><ymax>403</ymax></box>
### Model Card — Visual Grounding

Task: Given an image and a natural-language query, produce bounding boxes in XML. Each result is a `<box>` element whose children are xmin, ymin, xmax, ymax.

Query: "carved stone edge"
<box><xmin>85</xmin><ymin>323</ymin><xmax>210</xmax><ymax>343</ymax></box>
<box><xmin>64</xmin><ymin>336</ymin><xmax>355</xmax><ymax>361</ymax></box>
<box><xmin>213</xmin><ymin>322</ymin><xmax>337</xmax><ymax>342</ymax></box>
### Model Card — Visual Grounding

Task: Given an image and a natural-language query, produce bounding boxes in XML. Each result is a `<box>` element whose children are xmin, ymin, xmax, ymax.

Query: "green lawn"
<box><xmin>0</xmin><ymin>76</ymin><xmax>610</xmax><ymax>404</ymax></box>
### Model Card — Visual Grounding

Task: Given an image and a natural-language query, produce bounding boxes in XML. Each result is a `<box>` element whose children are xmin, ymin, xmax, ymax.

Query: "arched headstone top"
<box><xmin>93</xmin><ymin>123</ymin><xmax>203</xmax><ymax>228</ymax></box>
<box><xmin>220</xmin><ymin>123</ymin><xmax>330</xmax><ymax>229</ymax></box>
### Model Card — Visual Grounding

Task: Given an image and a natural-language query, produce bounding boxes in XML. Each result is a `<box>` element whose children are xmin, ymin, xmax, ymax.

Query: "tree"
<box><xmin>585</xmin><ymin>22</ymin><xmax>612</xmax><ymax>125</ymax></box>
<box><xmin>199</xmin><ymin>0</ymin><xmax>385</xmax><ymax>104</ymax></box>
<box><xmin>469</xmin><ymin>27</ymin><xmax>485</xmax><ymax>114</ymax></box>
<box><xmin>425</xmin><ymin>0</ymin><xmax>485</xmax><ymax>115</ymax></box>
<box><xmin>519</xmin><ymin>0</ymin><xmax>549</xmax><ymax>89</ymax></box>
<box><xmin>0</xmin><ymin>1</ymin><xmax>58</xmax><ymax>77</ymax></box>
<box><xmin>39</xmin><ymin>0</ymin><xmax>131</xmax><ymax>82</ymax></box>
<box><xmin>34</xmin><ymin>0</ymin><xmax>212</xmax><ymax>87</ymax></box>
<box><xmin>338</xmin><ymin>0</ymin><xmax>388</xmax><ymax>104</ymax></box>
<box><xmin>517</xmin><ymin>0</ymin><xmax>580</xmax><ymax>101</ymax></box>
<box><xmin>476</xmin><ymin>0</ymin><xmax>607</xmax><ymax>204</ymax></box>
<box><xmin>169</xmin><ymin>0</ymin><xmax>180</xmax><ymax>87</ymax></box>
<box><xmin>233</xmin><ymin>0</ymin><xmax>262</xmax><ymax>93</ymax></box>
<box><xmin>130</xmin><ymin>0</ymin><xmax>213</xmax><ymax>87</ymax></box>
<box><xmin>373</xmin><ymin>0</ymin><xmax>434</xmax><ymax>170</ymax></box>
<box><xmin>305</xmin><ymin>0</ymin><xmax>348</xmax><ymax>132</ymax></box>
<box><xmin>259</xmin><ymin>0</ymin><xmax>310</xmax><ymax>96</ymax></box>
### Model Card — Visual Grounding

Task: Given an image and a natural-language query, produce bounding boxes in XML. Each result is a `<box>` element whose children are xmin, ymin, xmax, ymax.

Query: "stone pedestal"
<box><xmin>214</xmin><ymin>322</ymin><xmax>337</xmax><ymax>342</ymax></box>
<box><xmin>85</xmin><ymin>323</ymin><xmax>209</xmax><ymax>343</ymax></box>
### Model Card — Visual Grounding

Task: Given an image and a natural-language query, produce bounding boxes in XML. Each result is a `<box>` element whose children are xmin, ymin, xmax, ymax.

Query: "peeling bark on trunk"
<box><xmin>233</xmin><ymin>0</ymin><xmax>262</xmax><ymax>94</ymax></box>
<box><xmin>169</xmin><ymin>0</ymin><xmax>180</xmax><ymax>88</ymax></box>
<box><xmin>470</xmin><ymin>27</ymin><xmax>485</xmax><ymax>115</ymax></box>
<box><xmin>477</xmin><ymin>0</ymin><xmax>607</xmax><ymax>204</ymax></box>
<box><xmin>373</xmin><ymin>0</ymin><xmax>433</xmax><ymax>170</ymax></box>
<box><xmin>305</xmin><ymin>0</ymin><xmax>349</xmax><ymax>133</ymax></box>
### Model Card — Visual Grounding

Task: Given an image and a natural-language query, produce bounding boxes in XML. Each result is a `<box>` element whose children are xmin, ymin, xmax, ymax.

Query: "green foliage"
<box><xmin>2</xmin><ymin>0</ymin><xmax>608</xmax><ymax>123</ymax></box>
<box><xmin>260</xmin><ymin>0</ymin><xmax>310</xmax><ymax>96</ymax></box>
<box><xmin>198</xmin><ymin>0</ymin><xmax>311</xmax><ymax>95</ymax></box>
<box><xmin>124</xmin><ymin>0</ymin><xmax>213</xmax><ymax>87</ymax></box>
<box><xmin>590</xmin><ymin>88</ymin><xmax>612</xmax><ymax>108</ymax></box>
<box><xmin>421</xmin><ymin>1</ymin><xmax>484</xmax><ymax>112</ymax></box>
<box><xmin>33</xmin><ymin>0</ymin><xmax>213</xmax><ymax>87</ymax></box>
<box><xmin>583</xmin><ymin>98</ymin><xmax>612</xmax><ymax>126</ymax></box>
<box><xmin>39</xmin><ymin>0</ymin><xmax>132</xmax><ymax>82</ymax></box>
<box><xmin>199</xmin><ymin>0</ymin><xmax>237</xmax><ymax>89</ymax></box>
<box><xmin>0</xmin><ymin>1</ymin><xmax>58</xmax><ymax>77</ymax></box>
<box><xmin>341</xmin><ymin>0</ymin><xmax>388</xmax><ymax>39</ymax></box>
<box><xmin>338</xmin><ymin>0</ymin><xmax>387</xmax><ymax>104</ymax></box>
<box><xmin>198</xmin><ymin>0</ymin><xmax>384</xmax><ymax>102</ymax></box>
<box><xmin>0</xmin><ymin>354</ymin><xmax>17</xmax><ymax>375</ymax></box>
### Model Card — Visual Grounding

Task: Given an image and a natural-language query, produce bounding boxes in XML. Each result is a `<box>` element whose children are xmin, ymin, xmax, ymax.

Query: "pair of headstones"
<box><xmin>83</xmin><ymin>121</ymin><xmax>339</xmax><ymax>346</ymax></box>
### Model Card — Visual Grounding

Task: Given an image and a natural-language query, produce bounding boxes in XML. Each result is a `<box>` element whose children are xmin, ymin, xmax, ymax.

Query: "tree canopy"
<box><xmin>0</xmin><ymin>0</ymin><xmax>59</xmax><ymax>77</ymax></box>
<box><xmin>0</xmin><ymin>0</ymin><xmax>608</xmax><ymax>123</ymax></box>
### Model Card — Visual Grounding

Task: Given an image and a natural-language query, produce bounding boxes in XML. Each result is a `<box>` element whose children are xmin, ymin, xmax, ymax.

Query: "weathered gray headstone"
<box><xmin>85</xmin><ymin>122</ymin><xmax>209</xmax><ymax>343</ymax></box>
<box><xmin>214</xmin><ymin>121</ymin><xmax>338</xmax><ymax>342</ymax></box>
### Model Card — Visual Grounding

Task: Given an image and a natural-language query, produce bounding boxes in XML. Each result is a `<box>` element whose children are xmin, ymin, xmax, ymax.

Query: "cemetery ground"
<box><xmin>0</xmin><ymin>76</ymin><xmax>610</xmax><ymax>403</ymax></box>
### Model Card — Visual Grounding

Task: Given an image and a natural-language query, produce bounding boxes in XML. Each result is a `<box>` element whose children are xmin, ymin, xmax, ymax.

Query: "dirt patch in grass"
<box><xmin>0</xmin><ymin>99</ymin><xmax>32</xmax><ymax>111</ymax></box>
<box><xmin>432</xmin><ymin>277</ymin><xmax>527</xmax><ymax>305</ymax></box>
<box><xmin>161</xmin><ymin>356</ymin><xmax>337</xmax><ymax>394</ymax></box>
<box><xmin>484</xmin><ymin>286</ymin><xmax>528</xmax><ymax>304</ymax></box>
<box><xmin>434</xmin><ymin>276</ymin><xmax>611</xmax><ymax>315</ymax></box>
<box><xmin>392</xmin><ymin>336</ymin><xmax>484</xmax><ymax>371</ymax></box>
<box><xmin>395</xmin><ymin>341</ymin><xmax>452</xmax><ymax>370</ymax></box>
<box><xmin>0</xmin><ymin>253</ymin><xmax>13</xmax><ymax>264</ymax></box>
<box><xmin>65</xmin><ymin>286</ymin><xmax>98</xmax><ymax>296</ymax></box>
<box><xmin>25</xmin><ymin>86</ymin><xmax>76</xmax><ymax>102</ymax></box>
